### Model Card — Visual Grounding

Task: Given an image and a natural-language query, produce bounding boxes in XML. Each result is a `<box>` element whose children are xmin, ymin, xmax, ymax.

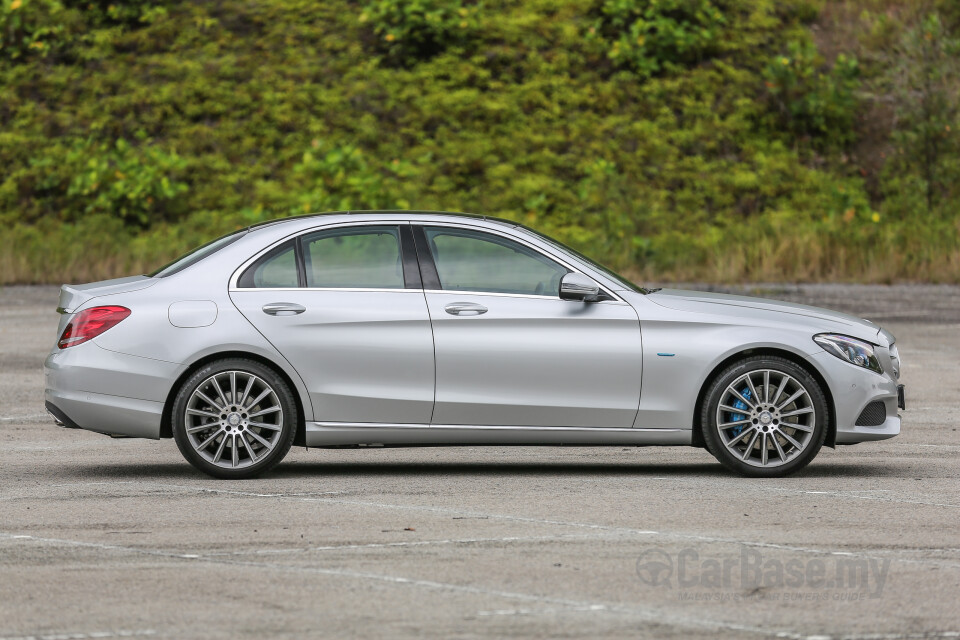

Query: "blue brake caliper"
<box><xmin>729</xmin><ymin>387</ymin><xmax>752</xmax><ymax>438</ymax></box>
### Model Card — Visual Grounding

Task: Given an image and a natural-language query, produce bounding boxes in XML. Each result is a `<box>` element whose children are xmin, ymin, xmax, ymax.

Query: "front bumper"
<box><xmin>808</xmin><ymin>351</ymin><xmax>902</xmax><ymax>445</ymax></box>
<box><xmin>44</xmin><ymin>342</ymin><xmax>184</xmax><ymax>439</ymax></box>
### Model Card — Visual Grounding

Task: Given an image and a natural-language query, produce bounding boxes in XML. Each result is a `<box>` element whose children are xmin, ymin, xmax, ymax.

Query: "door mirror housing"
<box><xmin>559</xmin><ymin>272</ymin><xmax>602</xmax><ymax>302</ymax></box>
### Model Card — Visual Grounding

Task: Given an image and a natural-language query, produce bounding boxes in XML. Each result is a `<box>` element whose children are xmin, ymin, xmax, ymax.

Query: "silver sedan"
<box><xmin>44</xmin><ymin>211</ymin><xmax>905</xmax><ymax>478</ymax></box>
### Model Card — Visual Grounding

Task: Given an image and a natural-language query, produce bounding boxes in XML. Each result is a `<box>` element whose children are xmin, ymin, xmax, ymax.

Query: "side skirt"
<box><xmin>304</xmin><ymin>422</ymin><xmax>692</xmax><ymax>448</ymax></box>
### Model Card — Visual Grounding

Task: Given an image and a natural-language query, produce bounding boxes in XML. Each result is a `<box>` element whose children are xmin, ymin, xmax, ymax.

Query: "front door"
<box><xmin>230</xmin><ymin>224</ymin><xmax>435</xmax><ymax>424</ymax></box>
<box><xmin>414</xmin><ymin>225</ymin><xmax>643</xmax><ymax>428</ymax></box>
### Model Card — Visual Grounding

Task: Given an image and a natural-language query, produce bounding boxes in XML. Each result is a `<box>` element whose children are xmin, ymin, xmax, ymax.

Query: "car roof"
<box><xmin>245</xmin><ymin>210</ymin><xmax>521</xmax><ymax>232</ymax></box>
<box><xmin>211</xmin><ymin>209</ymin><xmax>642</xmax><ymax>295</ymax></box>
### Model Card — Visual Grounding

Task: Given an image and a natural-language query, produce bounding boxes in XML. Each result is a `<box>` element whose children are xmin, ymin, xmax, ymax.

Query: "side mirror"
<box><xmin>559</xmin><ymin>272</ymin><xmax>601</xmax><ymax>302</ymax></box>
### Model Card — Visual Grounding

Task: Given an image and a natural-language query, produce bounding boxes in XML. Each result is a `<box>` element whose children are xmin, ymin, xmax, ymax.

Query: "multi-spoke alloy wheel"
<box><xmin>702</xmin><ymin>357</ymin><xmax>827</xmax><ymax>477</ymax></box>
<box><xmin>173</xmin><ymin>359</ymin><xmax>297</xmax><ymax>479</ymax></box>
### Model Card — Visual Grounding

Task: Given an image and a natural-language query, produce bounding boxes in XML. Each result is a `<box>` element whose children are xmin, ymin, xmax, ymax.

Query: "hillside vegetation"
<box><xmin>1</xmin><ymin>0</ymin><xmax>958</xmax><ymax>284</ymax></box>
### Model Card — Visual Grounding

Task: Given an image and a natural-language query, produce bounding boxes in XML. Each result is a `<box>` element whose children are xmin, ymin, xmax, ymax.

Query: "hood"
<box><xmin>647</xmin><ymin>288</ymin><xmax>885</xmax><ymax>344</ymax></box>
<box><xmin>57</xmin><ymin>275</ymin><xmax>158</xmax><ymax>314</ymax></box>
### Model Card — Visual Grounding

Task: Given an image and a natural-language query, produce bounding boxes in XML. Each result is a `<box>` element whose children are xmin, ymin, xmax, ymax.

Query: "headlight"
<box><xmin>814</xmin><ymin>334</ymin><xmax>883</xmax><ymax>375</ymax></box>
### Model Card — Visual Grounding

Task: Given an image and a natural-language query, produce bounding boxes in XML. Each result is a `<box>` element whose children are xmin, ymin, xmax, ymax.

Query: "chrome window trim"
<box><xmin>229</xmin><ymin>286</ymin><xmax>419</xmax><ymax>294</ymax></box>
<box><xmin>421</xmin><ymin>289</ymin><xmax>628</xmax><ymax>305</ymax></box>
<box><xmin>229</xmin><ymin>218</ymin><xmax>625</xmax><ymax>303</ymax></box>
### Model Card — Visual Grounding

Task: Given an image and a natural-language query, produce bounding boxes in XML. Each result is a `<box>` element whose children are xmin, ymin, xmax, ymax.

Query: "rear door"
<box><xmin>414</xmin><ymin>224</ymin><xmax>643</xmax><ymax>428</ymax></box>
<box><xmin>230</xmin><ymin>223</ymin><xmax>435</xmax><ymax>424</ymax></box>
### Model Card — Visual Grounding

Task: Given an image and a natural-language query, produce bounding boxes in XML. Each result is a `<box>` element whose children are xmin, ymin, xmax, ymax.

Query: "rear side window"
<box><xmin>301</xmin><ymin>226</ymin><xmax>404</xmax><ymax>289</ymax></box>
<box><xmin>237</xmin><ymin>241</ymin><xmax>300</xmax><ymax>288</ymax></box>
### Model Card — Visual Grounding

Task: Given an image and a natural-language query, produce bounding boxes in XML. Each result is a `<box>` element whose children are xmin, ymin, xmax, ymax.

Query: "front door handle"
<box><xmin>444</xmin><ymin>302</ymin><xmax>488</xmax><ymax>316</ymax></box>
<box><xmin>262</xmin><ymin>302</ymin><xmax>306</xmax><ymax>316</ymax></box>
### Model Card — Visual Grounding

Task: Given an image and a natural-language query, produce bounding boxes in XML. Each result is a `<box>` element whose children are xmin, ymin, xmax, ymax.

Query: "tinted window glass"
<box><xmin>521</xmin><ymin>225</ymin><xmax>648</xmax><ymax>294</ymax></box>
<box><xmin>302</xmin><ymin>226</ymin><xmax>404</xmax><ymax>289</ymax></box>
<box><xmin>424</xmin><ymin>227</ymin><xmax>567</xmax><ymax>296</ymax></box>
<box><xmin>241</xmin><ymin>242</ymin><xmax>299</xmax><ymax>288</ymax></box>
<box><xmin>148</xmin><ymin>230</ymin><xmax>246</xmax><ymax>278</ymax></box>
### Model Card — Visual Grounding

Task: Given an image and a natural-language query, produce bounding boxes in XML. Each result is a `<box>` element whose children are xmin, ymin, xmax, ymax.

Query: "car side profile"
<box><xmin>44</xmin><ymin>211</ymin><xmax>905</xmax><ymax>478</ymax></box>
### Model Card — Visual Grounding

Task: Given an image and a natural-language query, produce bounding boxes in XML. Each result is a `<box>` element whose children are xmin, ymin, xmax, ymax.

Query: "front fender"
<box><xmin>634</xmin><ymin>320</ymin><xmax>826</xmax><ymax>430</ymax></box>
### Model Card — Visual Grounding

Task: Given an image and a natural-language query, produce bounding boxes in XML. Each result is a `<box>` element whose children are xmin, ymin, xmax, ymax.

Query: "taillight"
<box><xmin>58</xmin><ymin>306</ymin><xmax>131</xmax><ymax>349</ymax></box>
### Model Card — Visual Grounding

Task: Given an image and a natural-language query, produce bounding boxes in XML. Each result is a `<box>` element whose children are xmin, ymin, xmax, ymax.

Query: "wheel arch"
<box><xmin>160</xmin><ymin>350</ymin><xmax>307</xmax><ymax>447</ymax></box>
<box><xmin>691</xmin><ymin>347</ymin><xmax>836</xmax><ymax>449</ymax></box>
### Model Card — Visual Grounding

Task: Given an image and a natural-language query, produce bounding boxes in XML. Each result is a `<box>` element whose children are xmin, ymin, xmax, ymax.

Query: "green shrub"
<box><xmin>0</xmin><ymin>0</ymin><xmax>958</xmax><ymax>285</ymax></box>
<box><xmin>773</xmin><ymin>0</ymin><xmax>822</xmax><ymax>24</ymax></box>
<box><xmin>360</xmin><ymin>0</ymin><xmax>479</xmax><ymax>63</ymax></box>
<box><xmin>0</xmin><ymin>0</ymin><xmax>165</xmax><ymax>62</ymax></box>
<box><xmin>287</xmin><ymin>140</ymin><xmax>412</xmax><ymax>214</ymax></box>
<box><xmin>587</xmin><ymin>0</ymin><xmax>727</xmax><ymax>77</ymax></box>
<box><xmin>73</xmin><ymin>0</ymin><xmax>168</xmax><ymax>26</ymax></box>
<box><xmin>879</xmin><ymin>11</ymin><xmax>960</xmax><ymax>216</ymax></box>
<box><xmin>29</xmin><ymin>138</ymin><xmax>189</xmax><ymax>226</ymax></box>
<box><xmin>763</xmin><ymin>38</ymin><xmax>860</xmax><ymax>145</ymax></box>
<box><xmin>0</xmin><ymin>0</ymin><xmax>71</xmax><ymax>59</ymax></box>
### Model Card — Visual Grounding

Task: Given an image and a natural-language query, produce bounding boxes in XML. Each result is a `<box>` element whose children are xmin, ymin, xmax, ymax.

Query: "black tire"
<box><xmin>172</xmin><ymin>358</ymin><xmax>298</xmax><ymax>479</ymax></box>
<box><xmin>701</xmin><ymin>356</ymin><xmax>828</xmax><ymax>478</ymax></box>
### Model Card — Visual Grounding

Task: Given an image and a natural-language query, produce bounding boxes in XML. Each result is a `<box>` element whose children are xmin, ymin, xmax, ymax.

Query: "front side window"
<box><xmin>424</xmin><ymin>227</ymin><xmax>568</xmax><ymax>296</ymax></box>
<box><xmin>521</xmin><ymin>225</ymin><xmax>649</xmax><ymax>294</ymax></box>
<box><xmin>302</xmin><ymin>226</ymin><xmax>404</xmax><ymax>289</ymax></box>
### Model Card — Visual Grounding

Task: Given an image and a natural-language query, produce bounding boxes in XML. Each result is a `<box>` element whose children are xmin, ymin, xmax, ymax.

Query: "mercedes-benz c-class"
<box><xmin>44</xmin><ymin>211</ymin><xmax>905</xmax><ymax>478</ymax></box>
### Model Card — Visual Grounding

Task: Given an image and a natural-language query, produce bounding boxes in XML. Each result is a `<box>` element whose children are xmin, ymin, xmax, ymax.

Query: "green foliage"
<box><xmin>773</xmin><ymin>0</ymin><xmax>822</xmax><ymax>24</ymax></box>
<box><xmin>0</xmin><ymin>0</ymin><xmax>957</xmax><ymax>285</ymax></box>
<box><xmin>763</xmin><ymin>38</ymin><xmax>860</xmax><ymax>145</ymax></box>
<box><xmin>29</xmin><ymin>138</ymin><xmax>189</xmax><ymax>226</ymax></box>
<box><xmin>288</xmin><ymin>141</ymin><xmax>412</xmax><ymax>213</ymax></box>
<box><xmin>0</xmin><ymin>0</ymin><xmax>71</xmax><ymax>59</ymax></box>
<box><xmin>360</xmin><ymin>0</ymin><xmax>479</xmax><ymax>63</ymax></box>
<box><xmin>0</xmin><ymin>0</ymin><xmax>163</xmax><ymax>61</ymax></box>
<box><xmin>588</xmin><ymin>0</ymin><xmax>727</xmax><ymax>77</ymax></box>
<box><xmin>77</xmin><ymin>0</ymin><xmax>168</xmax><ymax>26</ymax></box>
<box><xmin>880</xmin><ymin>11</ymin><xmax>960</xmax><ymax>216</ymax></box>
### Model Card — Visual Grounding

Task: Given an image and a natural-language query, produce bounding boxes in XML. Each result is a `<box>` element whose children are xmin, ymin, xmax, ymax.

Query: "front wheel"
<box><xmin>701</xmin><ymin>356</ymin><xmax>828</xmax><ymax>477</ymax></box>
<box><xmin>172</xmin><ymin>358</ymin><xmax>298</xmax><ymax>479</ymax></box>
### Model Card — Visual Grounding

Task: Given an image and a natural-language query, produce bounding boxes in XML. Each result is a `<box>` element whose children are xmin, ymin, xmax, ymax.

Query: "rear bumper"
<box><xmin>44</xmin><ymin>342</ymin><xmax>183</xmax><ymax>439</ymax></box>
<box><xmin>45</xmin><ymin>400</ymin><xmax>81</xmax><ymax>429</ymax></box>
<box><xmin>44</xmin><ymin>388</ymin><xmax>164</xmax><ymax>439</ymax></box>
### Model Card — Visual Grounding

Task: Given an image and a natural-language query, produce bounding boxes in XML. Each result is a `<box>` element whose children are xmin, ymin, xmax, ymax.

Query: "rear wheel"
<box><xmin>172</xmin><ymin>358</ymin><xmax>297</xmax><ymax>479</ymax></box>
<box><xmin>701</xmin><ymin>356</ymin><xmax>828</xmax><ymax>477</ymax></box>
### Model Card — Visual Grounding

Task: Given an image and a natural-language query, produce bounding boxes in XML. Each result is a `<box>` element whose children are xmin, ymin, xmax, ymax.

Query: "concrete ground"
<box><xmin>1</xmin><ymin>284</ymin><xmax>958</xmax><ymax>640</ymax></box>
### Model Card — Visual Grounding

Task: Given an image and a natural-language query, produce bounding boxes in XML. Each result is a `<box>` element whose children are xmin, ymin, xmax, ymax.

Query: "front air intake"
<box><xmin>855</xmin><ymin>401</ymin><xmax>886</xmax><ymax>427</ymax></box>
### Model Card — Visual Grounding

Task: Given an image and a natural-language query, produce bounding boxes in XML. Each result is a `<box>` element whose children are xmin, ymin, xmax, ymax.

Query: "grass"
<box><xmin>4</xmin><ymin>214</ymin><xmax>958</xmax><ymax>286</ymax></box>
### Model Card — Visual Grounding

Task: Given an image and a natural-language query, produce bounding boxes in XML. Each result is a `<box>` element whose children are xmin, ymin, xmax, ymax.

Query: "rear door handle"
<box><xmin>444</xmin><ymin>302</ymin><xmax>488</xmax><ymax>316</ymax></box>
<box><xmin>262</xmin><ymin>302</ymin><xmax>306</xmax><ymax>316</ymax></box>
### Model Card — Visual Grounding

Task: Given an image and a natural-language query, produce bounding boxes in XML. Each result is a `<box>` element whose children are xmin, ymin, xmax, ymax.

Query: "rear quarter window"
<box><xmin>237</xmin><ymin>240</ymin><xmax>300</xmax><ymax>288</ymax></box>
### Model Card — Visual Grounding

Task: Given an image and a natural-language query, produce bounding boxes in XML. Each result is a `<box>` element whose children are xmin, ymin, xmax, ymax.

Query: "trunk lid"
<box><xmin>57</xmin><ymin>275</ymin><xmax>158</xmax><ymax>314</ymax></box>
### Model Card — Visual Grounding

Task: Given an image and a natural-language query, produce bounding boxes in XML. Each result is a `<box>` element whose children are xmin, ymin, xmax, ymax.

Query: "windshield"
<box><xmin>148</xmin><ymin>230</ymin><xmax>247</xmax><ymax>278</ymax></box>
<box><xmin>519</xmin><ymin>225</ymin><xmax>650</xmax><ymax>294</ymax></box>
